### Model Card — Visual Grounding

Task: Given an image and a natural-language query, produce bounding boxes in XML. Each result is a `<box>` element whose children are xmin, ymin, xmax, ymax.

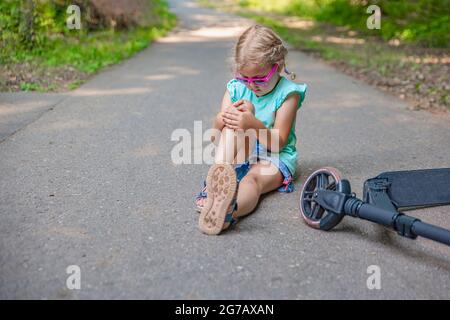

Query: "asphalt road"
<box><xmin>0</xmin><ymin>0</ymin><xmax>449</xmax><ymax>299</ymax></box>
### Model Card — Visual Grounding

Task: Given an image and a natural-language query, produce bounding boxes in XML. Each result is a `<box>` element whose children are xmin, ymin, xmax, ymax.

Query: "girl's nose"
<box><xmin>249</xmin><ymin>82</ymin><xmax>259</xmax><ymax>91</ymax></box>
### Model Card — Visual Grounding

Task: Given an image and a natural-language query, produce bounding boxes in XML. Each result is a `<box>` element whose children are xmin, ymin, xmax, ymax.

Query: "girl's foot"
<box><xmin>198</xmin><ymin>164</ymin><xmax>238</xmax><ymax>235</ymax></box>
<box><xmin>195</xmin><ymin>196</ymin><xmax>207</xmax><ymax>213</ymax></box>
<box><xmin>195</xmin><ymin>184</ymin><xmax>208</xmax><ymax>213</ymax></box>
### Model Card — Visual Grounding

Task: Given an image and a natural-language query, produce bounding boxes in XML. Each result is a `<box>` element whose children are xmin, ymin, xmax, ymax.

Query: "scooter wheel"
<box><xmin>299</xmin><ymin>167</ymin><xmax>343</xmax><ymax>230</ymax></box>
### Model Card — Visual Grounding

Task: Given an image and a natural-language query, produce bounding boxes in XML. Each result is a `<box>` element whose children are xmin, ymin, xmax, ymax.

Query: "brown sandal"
<box><xmin>198</xmin><ymin>164</ymin><xmax>238</xmax><ymax>235</ymax></box>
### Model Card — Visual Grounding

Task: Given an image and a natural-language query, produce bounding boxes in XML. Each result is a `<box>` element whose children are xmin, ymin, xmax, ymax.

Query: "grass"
<box><xmin>227</xmin><ymin>0</ymin><xmax>450</xmax><ymax>47</ymax></box>
<box><xmin>0</xmin><ymin>0</ymin><xmax>177</xmax><ymax>92</ymax></box>
<box><xmin>19</xmin><ymin>82</ymin><xmax>43</xmax><ymax>92</ymax></box>
<box><xmin>239</xmin><ymin>12</ymin><xmax>401</xmax><ymax>69</ymax></box>
<box><xmin>39</xmin><ymin>26</ymin><xmax>175</xmax><ymax>74</ymax></box>
<box><xmin>68</xmin><ymin>79</ymin><xmax>85</xmax><ymax>91</ymax></box>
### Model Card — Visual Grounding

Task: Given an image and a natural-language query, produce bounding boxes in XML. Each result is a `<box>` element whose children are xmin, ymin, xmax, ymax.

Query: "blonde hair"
<box><xmin>232</xmin><ymin>24</ymin><xmax>296</xmax><ymax>80</ymax></box>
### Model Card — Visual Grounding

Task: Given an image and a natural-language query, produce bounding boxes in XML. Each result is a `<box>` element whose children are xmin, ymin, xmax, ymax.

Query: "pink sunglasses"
<box><xmin>235</xmin><ymin>64</ymin><xmax>278</xmax><ymax>87</ymax></box>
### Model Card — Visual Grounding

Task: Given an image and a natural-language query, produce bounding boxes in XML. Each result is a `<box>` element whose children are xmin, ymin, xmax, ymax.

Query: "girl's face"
<box><xmin>237</xmin><ymin>63</ymin><xmax>281</xmax><ymax>96</ymax></box>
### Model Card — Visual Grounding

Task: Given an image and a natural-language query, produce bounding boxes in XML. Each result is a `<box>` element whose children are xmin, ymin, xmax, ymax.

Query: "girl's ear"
<box><xmin>277</xmin><ymin>61</ymin><xmax>285</xmax><ymax>73</ymax></box>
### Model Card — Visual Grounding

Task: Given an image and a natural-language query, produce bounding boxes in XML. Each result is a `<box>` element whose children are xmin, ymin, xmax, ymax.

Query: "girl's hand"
<box><xmin>232</xmin><ymin>100</ymin><xmax>255</xmax><ymax>114</ymax></box>
<box><xmin>216</xmin><ymin>111</ymin><xmax>226</xmax><ymax>128</ymax></box>
<box><xmin>222</xmin><ymin>105</ymin><xmax>255</xmax><ymax>131</ymax></box>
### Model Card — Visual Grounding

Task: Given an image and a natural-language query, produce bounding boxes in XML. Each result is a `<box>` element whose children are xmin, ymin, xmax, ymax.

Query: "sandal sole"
<box><xmin>198</xmin><ymin>164</ymin><xmax>237</xmax><ymax>235</ymax></box>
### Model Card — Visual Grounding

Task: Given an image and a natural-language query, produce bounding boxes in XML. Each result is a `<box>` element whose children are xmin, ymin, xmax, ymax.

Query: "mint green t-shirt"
<box><xmin>226</xmin><ymin>76</ymin><xmax>307</xmax><ymax>178</ymax></box>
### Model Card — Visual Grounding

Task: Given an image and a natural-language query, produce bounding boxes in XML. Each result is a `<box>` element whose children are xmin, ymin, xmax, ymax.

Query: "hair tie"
<box><xmin>284</xmin><ymin>66</ymin><xmax>296</xmax><ymax>80</ymax></box>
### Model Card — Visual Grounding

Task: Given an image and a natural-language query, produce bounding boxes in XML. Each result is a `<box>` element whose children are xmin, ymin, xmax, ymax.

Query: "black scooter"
<box><xmin>299</xmin><ymin>167</ymin><xmax>450</xmax><ymax>246</ymax></box>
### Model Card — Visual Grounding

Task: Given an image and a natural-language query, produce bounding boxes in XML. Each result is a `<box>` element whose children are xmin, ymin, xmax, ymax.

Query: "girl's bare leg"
<box><xmin>196</xmin><ymin>127</ymin><xmax>256</xmax><ymax>209</ymax></box>
<box><xmin>223</xmin><ymin>160</ymin><xmax>283</xmax><ymax>229</ymax></box>
<box><xmin>214</xmin><ymin>127</ymin><xmax>256</xmax><ymax>165</ymax></box>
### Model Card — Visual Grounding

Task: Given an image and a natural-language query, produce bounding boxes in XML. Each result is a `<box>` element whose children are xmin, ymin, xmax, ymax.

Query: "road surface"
<box><xmin>0</xmin><ymin>0</ymin><xmax>449</xmax><ymax>299</ymax></box>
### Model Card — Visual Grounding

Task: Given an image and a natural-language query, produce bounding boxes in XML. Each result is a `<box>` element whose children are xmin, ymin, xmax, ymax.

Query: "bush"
<box><xmin>236</xmin><ymin>0</ymin><xmax>450</xmax><ymax>47</ymax></box>
<box><xmin>0</xmin><ymin>0</ymin><xmax>171</xmax><ymax>63</ymax></box>
<box><xmin>310</xmin><ymin>0</ymin><xmax>450</xmax><ymax>47</ymax></box>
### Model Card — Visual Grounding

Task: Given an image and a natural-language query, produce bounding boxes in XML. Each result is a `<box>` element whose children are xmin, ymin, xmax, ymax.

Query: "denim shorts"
<box><xmin>235</xmin><ymin>140</ymin><xmax>294</xmax><ymax>193</ymax></box>
<box><xmin>196</xmin><ymin>141</ymin><xmax>294</xmax><ymax>202</ymax></box>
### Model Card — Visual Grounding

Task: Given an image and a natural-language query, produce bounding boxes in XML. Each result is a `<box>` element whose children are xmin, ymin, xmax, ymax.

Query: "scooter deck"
<box><xmin>363</xmin><ymin>168</ymin><xmax>450</xmax><ymax>209</ymax></box>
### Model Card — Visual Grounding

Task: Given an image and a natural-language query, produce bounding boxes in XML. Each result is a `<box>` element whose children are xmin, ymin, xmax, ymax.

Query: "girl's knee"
<box><xmin>241</xmin><ymin>173</ymin><xmax>262</xmax><ymax>192</ymax></box>
<box><xmin>221</xmin><ymin>126</ymin><xmax>235</xmax><ymax>136</ymax></box>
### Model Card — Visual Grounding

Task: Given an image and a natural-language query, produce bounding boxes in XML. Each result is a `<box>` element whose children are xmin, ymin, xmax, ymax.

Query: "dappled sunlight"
<box><xmin>125</xmin><ymin>66</ymin><xmax>201</xmax><ymax>82</ymax></box>
<box><xmin>311</xmin><ymin>35</ymin><xmax>365</xmax><ymax>45</ymax></box>
<box><xmin>69</xmin><ymin>87</ymin><xmax>153</xmax><ymax>97</ymax></box>
<box><xmin>401</xmin><ymin>55</ymin><xmax>450</xmax><ymax>65</ymax></box>
<box><xmin>158</xmin><ymin>26</ymin><xmax>247</xmax><ymax>43</ymax></box>
<box><xmin>190</xmin><ymin>26</ymin><xmax>246</xmax><ymax>38</ymax></box>
<box><xmin>282</xmin><ymin>17</ymin><xmax>315</xmax><ymax>30</ymax></box>
<box><xmin>0</xmin><ymin>101</ymin><xmax>49</xmax><ymax>116</ymax></box>
<box><xmin>191</xmin><ymin>13</ymin><xmax>231</xmax><ymax>25</ymax></box>
<box><xmin>388</xmin><ymin>39</ymin><xmax>401</xmax><ymax>47</ymax></box>
<box><xmin>144</xmin><ymin>74</ymin><xmax>176</xmax><ymax>81</ymax></box>
<box><xmin>157</xmin><ymin>33</ymin><xmax>212</xmax><ymax>43</ymax></box>
<box><xmin>164</xmin><ymin>66</ymin><xmax>201</xmax><ymax>75</ymax></box>
<box><xmin>375</xmin><ymin>111</ymin><xmax>424</xmax><ymax>126</ymax></box>
<box><xmin>37</xmin><ymin>227</ymin><xmax>91</xmax><ymax>240</ymax></box>
<box><xmin>38</xmin><ymin>119</ymin><xmax>94</xmax><ymax>132</ymax></box>
<box><xmin>131</xmin><ymin>143</ymin><xmax>162</xmax><ymax>158</ymax></box>
<box><xmin>143</xmin><ymin>66</ymin><xmax>200</xmax><ymax>81</ymax></box>
<box><xmin>181</xmin><ymin>1</ymin><xmax>200</xmax><ymax>8</ymax></box>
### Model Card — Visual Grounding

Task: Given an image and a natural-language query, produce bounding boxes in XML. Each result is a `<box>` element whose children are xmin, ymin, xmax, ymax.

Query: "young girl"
<box><xmin>195</xmin><ymin>24</ymin><xmax>307</xmax><ymax>235</ymax></box>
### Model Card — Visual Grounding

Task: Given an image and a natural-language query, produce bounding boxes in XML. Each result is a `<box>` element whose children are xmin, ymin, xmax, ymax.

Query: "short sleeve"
<box><xmin>226</xmin><ymin>79</ymin><xmax>246</xmax><ymax>103</ymax></box>
<box><xmin>274</xmin><ymin>82</ymin><xmax>307</xmax><ymax>112</ymax></box>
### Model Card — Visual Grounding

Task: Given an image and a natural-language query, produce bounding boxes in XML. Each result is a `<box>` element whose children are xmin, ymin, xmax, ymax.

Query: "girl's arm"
<box><xmin>252</xmin><ymin>93</ymin><xmax>300</xmax><ymax>152</ymax></box>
